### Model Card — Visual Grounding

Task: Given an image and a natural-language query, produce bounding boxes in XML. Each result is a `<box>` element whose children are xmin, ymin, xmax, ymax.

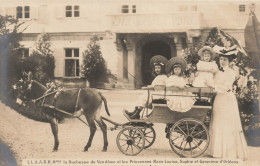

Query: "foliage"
<box><xmin>183</xmin><ymin>27</ymin><xmax>260</xmax><ymax>137</ymax></box>
<box><xmin>25</xmin><ymin>33</ymin><xmax>55</xmax><ymax>85</ymax></box>
<box><xmin>0</xmin><ymin>15</ymin><xmax>24</xmax><ymax>98</ymax></box>
<box><xmin>180</xmin><ymin>41</ymin><xmax>204</xmax><ymax>76</ymax></box>
<box><xmin>81</xmin><ymin>35</ymin><xmax>108</xmax><ymax>86</ymax></box>
<box><xmin>236</xmin><ymin>81</ymin><xmax>259</xmax><ymax>131</ymax></box>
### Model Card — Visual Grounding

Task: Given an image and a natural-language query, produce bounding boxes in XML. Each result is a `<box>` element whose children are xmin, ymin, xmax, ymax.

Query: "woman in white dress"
<box><xmin>208</xmin><ymin>48</ymin><xmax>248</xmax><ymax>160</ymax></box>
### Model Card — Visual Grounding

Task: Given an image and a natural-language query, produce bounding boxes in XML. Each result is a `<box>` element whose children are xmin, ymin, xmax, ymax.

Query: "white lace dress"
<box><xmin>208</xmin><ymin>66</ymin><xmax>248</xmax><ymax>160</ymax></box>
<box><xmin>136</xmin><ymin>74</ymin><xmax>168</xmax><ymax>107</ymax></box>
<box><xmin>193</xmin><ymin>60</ymin><xmax>218</xmax><ymax>87</ymax></box>
<box><xmin>166</xmin><ymin>75</ymin><xmax>195</xmax><ymax>112</ymax></box>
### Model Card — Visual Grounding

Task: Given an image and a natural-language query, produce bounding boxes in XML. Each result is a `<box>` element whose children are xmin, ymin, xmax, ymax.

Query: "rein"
<box><xmin>33</xmin><ymin>88</ymin><xmax>79</xmax><ymax>102</ymax></box>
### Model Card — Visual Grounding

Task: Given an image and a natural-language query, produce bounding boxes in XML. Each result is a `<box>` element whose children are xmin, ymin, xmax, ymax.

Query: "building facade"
<box><xmin>1</xmin><ymin>0</ymin><xmax>259</xmax><ymax>88</ymax></box>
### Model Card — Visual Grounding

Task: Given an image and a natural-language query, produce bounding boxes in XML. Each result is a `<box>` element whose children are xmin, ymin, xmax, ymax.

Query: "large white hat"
<box><xmin>166</xmin><ymin>57</ymin><xmax>187</xmax><ymax>74</ymax></box>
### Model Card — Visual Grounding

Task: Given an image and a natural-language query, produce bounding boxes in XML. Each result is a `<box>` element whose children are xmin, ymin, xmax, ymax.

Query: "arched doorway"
<box><xmin>135</xmin><ymin>34</ymin><xmax>176</xmax><ymax>88</ymax></box>
<box><xmin>142</xmin><ymin>41</ymin><xmax>171</xmax><ymax>85</ymax></box>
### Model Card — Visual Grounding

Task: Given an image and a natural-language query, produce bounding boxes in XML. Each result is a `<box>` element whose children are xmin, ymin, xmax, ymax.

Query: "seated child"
<box><xmin>125</xmin><ymin>55</ymin><xmax>168</xmax><ymax>119</ymax></box>
<box><xmin>192</xmin><ymin>46</ymin><xmax>218</xmax><ymax>88</ymax></box>
<box><xmin>166</xmin><ymin>57</ymin><xmax>195</xmax><ymax>112</ymax></box>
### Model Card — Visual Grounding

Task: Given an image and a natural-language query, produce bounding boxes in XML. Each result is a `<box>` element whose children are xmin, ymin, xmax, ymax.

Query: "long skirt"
<box><xmin>208</xmin><ymin>92</ymin><xmax>248</xmax><ymax>160</ymax></box>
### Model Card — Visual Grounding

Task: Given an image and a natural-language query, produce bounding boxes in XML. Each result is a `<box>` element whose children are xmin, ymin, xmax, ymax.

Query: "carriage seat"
<box><xmin>152</xmin><ymin>99</ymin><xmax>167</xmax><ymax>104</ymax></box>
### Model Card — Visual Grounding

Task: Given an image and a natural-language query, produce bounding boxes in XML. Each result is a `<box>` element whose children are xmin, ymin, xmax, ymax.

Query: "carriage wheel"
<box><xmin>116</xmin><ymin>127</ymin><xmax>145</xmax><ymax>156</ymax></box>
<box><xmin>169</xmin><ymin>118</ymin><xmax>210</xmax><ymax>158</ymax></box>
<box><xmin>140</xmin><ymin>126</ymin><xmax>156</xmax><ymax>149</ymax></box>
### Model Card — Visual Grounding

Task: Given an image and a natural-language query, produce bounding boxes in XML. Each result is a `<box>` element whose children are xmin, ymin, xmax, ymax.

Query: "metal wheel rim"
<box><xmin>141</xmin><ymin>126</ymin><xmax>156</xmax><ymax>149</ymax></box>
<box><xmin>169</xmin><ymin>118</ymin><xmax>210</xmax><ymax>158</ymax></box>
<box><xmin>116</xmin><ymin>127</ymin><xmax>145</xmax><ymax>156</ymax></box>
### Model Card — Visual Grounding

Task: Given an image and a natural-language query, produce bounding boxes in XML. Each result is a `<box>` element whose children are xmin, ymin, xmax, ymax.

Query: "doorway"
<box><xmin>142</xmin><ymin>41</ymin><xmax>171</xmax><ymax>85</ymax></box>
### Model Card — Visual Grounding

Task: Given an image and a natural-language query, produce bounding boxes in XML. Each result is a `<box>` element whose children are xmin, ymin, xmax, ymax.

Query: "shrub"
<box><xmin>0</xmin><ymin>15</ymin><xmax>24</xmax><ymax>99</ymax></box>
<box><xmin>81</xmin><ymin>35</ymin><xmax>108</xmax><ymax>87</ymax></box>
<box><xmin>26</xmin><ymin>33</ymin><xmax>55</xmax><ymax>85</ymax></box>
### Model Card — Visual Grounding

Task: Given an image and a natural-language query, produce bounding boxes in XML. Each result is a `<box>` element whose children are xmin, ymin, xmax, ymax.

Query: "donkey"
<box><xmin>17</xmin><ymin>80</ymin><xmax>110</xmax><ymax>152</ymax></box>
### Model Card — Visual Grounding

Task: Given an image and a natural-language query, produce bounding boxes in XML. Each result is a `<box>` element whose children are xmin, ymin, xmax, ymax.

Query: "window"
<box><xmin>121</xmin><ymin>5</ymin><xmax>129</xmax><ymax>13</ymax></box>
<box><xmin>132</xmin><ymin>5</ymin><xmax>136</xmax><ymax>13</ymax></box>
<box><xmin>16</xmin><ymin>6</ymin><xmax>30</xmax><ymax>19</ymax></box>
<box><xmin>21</xmin><ymin>48</ymin><xmax>29</xmax><ymax>59</ymax></box>
<box><xmin>65</xmin><ymin>48</ymin><xmax>80</xmax><ymax>77</ymax></box>
<box><xmin>66</xmin><ymin>6</ymin><xmax>80</xmax><ymax>17</ymax></box>
<box><xmin>239</xmin><ymin>5</ymin><xmax>246</xmax><ymax>12</ymax></box>
<box><xmin>121</xmin><ymin>5</ymin><xmax>137</xmax><ymax>13</ymax></box>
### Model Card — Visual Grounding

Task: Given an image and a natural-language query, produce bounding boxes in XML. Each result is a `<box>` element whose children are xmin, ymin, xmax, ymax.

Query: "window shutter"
<box><xmin>53</xmin><ymin>49</ymin><xmax>65</xmax><ymax>77</ymax></box>
<box><xmin>6</xmin><ymin>7</ymin><xmax>15</xmax><ymax>17</ymax></box>
<box><xmin>31</xmin><ymin>7</ymin><xmax>39</xmax><ymax>19</ymax></box>
<box><xmin>55</xmin><ymin>57</ymin><xmax>64</xmax><ymax>77</ymax></box>
<box><xmin>55</xmin><ymin>6</ymin><xmax>64</xmax><ymax>18</ymax></box>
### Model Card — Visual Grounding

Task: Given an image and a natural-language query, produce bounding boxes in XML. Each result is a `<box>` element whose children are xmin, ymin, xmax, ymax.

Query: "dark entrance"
<box><xmin>142</xmin><ymin>41</ymin><xmax>171</xmax><ymax>85</ymax></box>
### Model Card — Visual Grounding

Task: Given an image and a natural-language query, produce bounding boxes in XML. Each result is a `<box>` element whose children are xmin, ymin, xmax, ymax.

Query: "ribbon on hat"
<box><xmin>213</xmin><ymin>45</ymin><xmax>238</xmax><ymax>56</ymax></box>
<box><xmin>154</xmin><ymin>62</ymin><xmax>165</xmax><ymax>66</ymax></box>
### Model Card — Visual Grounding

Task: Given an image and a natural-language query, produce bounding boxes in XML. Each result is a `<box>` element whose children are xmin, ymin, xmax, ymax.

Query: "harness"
<box><xmin>33</xmin><ymin>88</ymin><xmax>82</xmax><ymax>116</ymax></box>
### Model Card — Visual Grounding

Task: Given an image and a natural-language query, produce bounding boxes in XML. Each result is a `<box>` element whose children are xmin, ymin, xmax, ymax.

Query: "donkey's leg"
<box><xmin>84</xmin><ymin>114</ymin><xmax>97</xmax><ymax>151</ymax></box>
<box><xmin>50</xmin><ymin>118</ymin><xmax>59</xmax><ymax>152</ymax></box>
<box><xmin>95</xmin><ymin>117</ymin><xmax>108</xmax><ymax>152</ymax></box>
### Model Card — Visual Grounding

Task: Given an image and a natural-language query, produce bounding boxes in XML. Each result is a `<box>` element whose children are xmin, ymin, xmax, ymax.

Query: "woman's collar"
<box><xmin>223</xmin><ymin>66</ymin><xmax>229</xmax><ymax>71</ymax></box>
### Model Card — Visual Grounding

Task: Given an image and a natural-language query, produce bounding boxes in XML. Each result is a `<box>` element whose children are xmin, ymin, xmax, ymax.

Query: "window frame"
<box><xmin>132</xmin><ymin>5</ymin><xmax>136</xmax><ymax>13</ymax></box>
<box><xmin>64</xmin><ymin>48</ymin><xmax>80</xmax><ymax>77</ymax></box>
<box><xmin>239</xmin><ymin>4</ymin><xmax>246</xmax><ymax>12</ymax></box>
<box><xmin>65</xmin><ymin>5</ymin><xmax>80</xmax><ymax>17</ymax></box>
<box><xmin>121</xmin><ymin>5</ymin><xmax>129</xmax><ymax>13</ymax></box>
<box><xmin>16</xmin><ymin>6</ymin><xmax>30</xmax><ymax>19</ymax></box>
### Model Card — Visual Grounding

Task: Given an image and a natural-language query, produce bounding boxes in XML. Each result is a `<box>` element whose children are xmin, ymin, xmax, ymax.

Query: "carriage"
<box><xmin>14</xmin><ymin>79</ymin><xmax>215</xmax><ymax>157</ymax></box>
<box><xmin>103</xmin><ymin>86</ymin><xmax>215</xmax><ymax>157</ymax></box>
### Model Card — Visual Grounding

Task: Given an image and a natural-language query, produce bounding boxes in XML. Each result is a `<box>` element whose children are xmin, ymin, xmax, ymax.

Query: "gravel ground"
<box><xmin>0</xmin><ymin>89</ymin><xmax>260</xmax><ymax>166</ymax></box>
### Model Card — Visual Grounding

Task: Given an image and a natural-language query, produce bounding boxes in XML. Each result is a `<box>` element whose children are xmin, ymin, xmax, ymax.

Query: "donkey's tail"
<box><xmin>98</xmin><ymin>92</ymin><xmax>110</xmax><ymax>116</ymax></box>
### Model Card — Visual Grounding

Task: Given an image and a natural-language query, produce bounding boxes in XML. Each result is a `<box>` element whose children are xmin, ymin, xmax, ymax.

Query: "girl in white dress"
<box><xmin>193</xmin><ymin>46</ymin><xmax>218</xmax><ymax>88</ymax></box>
<box><xmin>208</xmin><ymin>48</ymin><xmax>248</xmax><ymax>160</ymax></box>
<box><xmin>125</xmin><ymin>55</ymin><xmax>168</xmax><ymax>119</ymax></box>
<box><xmin>166</xmin><ymin>57</ymin><xmax>195</xmax><ymax>112</ymax></box>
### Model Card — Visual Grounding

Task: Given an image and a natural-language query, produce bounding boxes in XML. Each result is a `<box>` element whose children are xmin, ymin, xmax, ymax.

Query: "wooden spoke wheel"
<box><xmin>116</xmin><ymin>127</ymin><xmax>145</xmax><ymax>156</ymax></box>
<box><xmin>169</xmin><ymin>118</ymin><xmax>210</xmax><ymax>158</ymax></box>
<box><xmin>140</xmin><ymin>126</ymin><xmax>156</xmax><ymax>149</ymax></box>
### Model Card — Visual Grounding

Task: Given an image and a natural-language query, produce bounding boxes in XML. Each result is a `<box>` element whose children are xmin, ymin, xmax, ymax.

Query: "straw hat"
<box><xmin>149</xmin><ymin>55</ymin><xmax>168</xmax><ymax>68</ymax></box>
<box><xmin>198</xmin><ymin>46</ymin><xmax>216</xmax><ymax>61</ymax></box>
<box><xmin>166</xmin><ymin>57</ymin><xmax>187</xmax><ymax>74</ymax></box>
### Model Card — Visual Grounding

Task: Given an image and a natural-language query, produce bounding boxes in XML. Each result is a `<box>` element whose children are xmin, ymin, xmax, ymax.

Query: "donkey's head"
<box><xmin>16</xmin><ymin>80</ymin><xmax>47</xmax><ymax>103</ymax></box>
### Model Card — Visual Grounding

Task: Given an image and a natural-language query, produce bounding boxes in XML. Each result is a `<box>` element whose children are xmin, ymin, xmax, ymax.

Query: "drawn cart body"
<box><xmin>104</xmin><ymin>86</ymin><xmax>215</xmax><ymax>157</ymax></box>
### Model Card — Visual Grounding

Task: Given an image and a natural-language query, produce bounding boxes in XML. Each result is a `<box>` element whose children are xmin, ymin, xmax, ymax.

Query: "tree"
<box><xmin>82</xmin><ymin>35</ymin><xmax>108</xmax><ymax>87</ymax></box>
<box><xmin>0</xmin><ymin>15</ymin><xmax>24</xmax><ymax>99</ymax></box>
<box><xmin>26</xmin><ymin>33</ymin><xmax>55</xmax><ymax>85</ymax></box>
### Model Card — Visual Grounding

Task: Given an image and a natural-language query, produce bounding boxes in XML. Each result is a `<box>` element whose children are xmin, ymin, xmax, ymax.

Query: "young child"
<box><xmin>125</xmin><ymin>55</ymin><xmax>168</xmax><ymax>119</ymax></box>
<box><xmin>166</xmin><ymin>57</ymin><xmax>195</xmax><ymax>112</ymax></box>
<box><xmin>192</xmin><ymin>46</ymin><xmax>218</xmax><ymax>88</ymax></box>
